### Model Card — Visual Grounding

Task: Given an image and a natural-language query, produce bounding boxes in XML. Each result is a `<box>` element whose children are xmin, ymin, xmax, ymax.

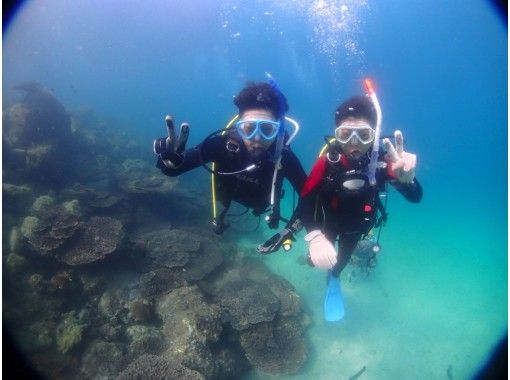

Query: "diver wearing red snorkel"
<box><xmin>258</xmin><ymin>80</ymin><xmax>422</xmax><ymax>321</ymax></box>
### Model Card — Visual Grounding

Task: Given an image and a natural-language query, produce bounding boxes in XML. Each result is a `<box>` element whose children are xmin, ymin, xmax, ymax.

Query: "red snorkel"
<box><xmin>364</xmin><ymin>78</ymin><xmax>383</xmax><ymax>186</ymax></box>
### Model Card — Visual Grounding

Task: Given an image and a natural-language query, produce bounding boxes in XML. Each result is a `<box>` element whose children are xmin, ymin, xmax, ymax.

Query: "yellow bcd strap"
<box><xmin>318</xmin><ymin>137</ymin><xmax>336</xmax><ymax>157</ymax></box>
<box><xmin>211</xmin><ymin>115</ymin><xmax>239</xmax><ymax>220</ymax></box>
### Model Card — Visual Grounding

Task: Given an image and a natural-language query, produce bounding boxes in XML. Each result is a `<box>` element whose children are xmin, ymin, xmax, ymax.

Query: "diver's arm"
<box><xmin>296</xmin><ymin>155</ymin><xmax>329</xmax><ymax>232</ymax></box>
<box><xmin>153</xmin><ymin>115</ymin><xmax>189</xmax><ymax>169</ymax></box>
<box><xmin>295</xmin><ymin>189</ymin><xmax>324</xmax><ymax>232</ymax></box>
<box><xmin>380</xmin><ymin>131</ymin><xmax>421</xmax><ymax>202</ymax></box>
<box><xmin>285</xmin><ymin>153</ymin><xmax>327</xmax><ymax>231</ymax></box>
<box><xmin>156</xmin><ymin>135</ymin><xmax>224</xmax><ymax>177</ymax></box>
<box><xmin>257</xmin><ymin>155</ymin><xmax>320</xmax><ymax>254</ymax></box>
<box><xmin>257</xmin><ymin>192</ymin><xmax>318</xmax><ymax>254</ymax></box>
<box><xmin>390</xmin><ymin>177</ymin><xmax>423</xmax><ymax>203</ymax></box>
<box><xmin>156</xmin><ymin>146</ymin><xmax>201</xmax><ymax>176</ymax></box>
<box><xmin>281</xmin><ymin>149</ymin><xmax>307</xmax><ymax>194</ymax></box>
<box><xmin>279</xmin><ymin>149</ymin><xmax>307</xmax><ymax>232</ymax></box>
<box><xmin>383</xmin><ymin>155</ymin><xmax>423</xmax><ymax>202</ymax></box>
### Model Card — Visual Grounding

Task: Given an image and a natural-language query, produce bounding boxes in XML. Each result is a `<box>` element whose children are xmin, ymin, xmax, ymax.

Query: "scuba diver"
<box><xmin>258</xmin><ymin>79</ymin><xmax>422</xmax><ymax>321</ymax></box>
<box><xmin>153</xmin><ymin>80</ymin><xmax>307</xmax><ymax>234</ymax></box>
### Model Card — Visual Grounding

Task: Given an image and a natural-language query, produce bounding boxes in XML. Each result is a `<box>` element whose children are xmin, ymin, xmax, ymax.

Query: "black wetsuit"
<box><xmin>298</xmin><ymin>150</ymin><xmax>422</xmax><ymax>276</ymax></box>
<box><xmin>156</xmin><ymin>130</ymin><xmax>306</xmax><ymax>228</ymax></box>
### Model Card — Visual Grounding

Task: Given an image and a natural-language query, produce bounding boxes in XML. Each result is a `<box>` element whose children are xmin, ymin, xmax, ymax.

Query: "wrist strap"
<box><xmin>289</xmin><ymin>218</ymin><xmax>303</xmax><ymax>233</ymax></box>
<box><xmin>304</xmin><ymin>230</ymin><xmax>322</xmax><ymax>242</ymax></box>
<box><xmin>161</xmin><ymin>158</ymin><xmax>178</xmax><ymax>169</ymax></box>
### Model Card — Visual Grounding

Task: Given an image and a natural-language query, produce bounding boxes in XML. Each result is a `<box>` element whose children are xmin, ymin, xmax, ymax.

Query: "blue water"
<box><xmin>4</xmin><ymin>1</ymin><xmax>507</xmax><ymax>378</ymax></box>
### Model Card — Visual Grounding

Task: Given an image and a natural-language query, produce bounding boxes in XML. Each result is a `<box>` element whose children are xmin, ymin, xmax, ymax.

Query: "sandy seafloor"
<box><xmin>231</xmin><ymin>184</ymin><xmax>507</xmax><ymax>379</ymax></box>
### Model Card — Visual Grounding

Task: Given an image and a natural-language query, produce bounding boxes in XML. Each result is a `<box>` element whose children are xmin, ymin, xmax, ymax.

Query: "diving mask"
<box><xmin>335</xmin><ymin>123</ymin><xmax>375</xmax><ymax>145</ymax></box>
<box><xmin>235</xmin><ymin>119</ymin><xmax>280</xmax><ymax>140</ymax></box>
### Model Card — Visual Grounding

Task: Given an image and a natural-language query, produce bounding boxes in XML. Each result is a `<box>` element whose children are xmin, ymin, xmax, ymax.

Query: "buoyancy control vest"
<box><xmin>316</xmin><ymin>147</ymin><xmax>388</xmax><ymax>236</ymax></box>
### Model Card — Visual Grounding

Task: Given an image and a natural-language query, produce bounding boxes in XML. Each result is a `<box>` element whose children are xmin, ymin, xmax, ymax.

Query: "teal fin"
<box><xmin>324</xmin><ymin>273</ymin><xmax>344</xmax><ymax>321</ymax></box>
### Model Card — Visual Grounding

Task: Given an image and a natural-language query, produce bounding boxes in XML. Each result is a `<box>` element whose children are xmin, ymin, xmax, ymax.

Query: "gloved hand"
<box><xmin>304</xmin><ymin>230</ymin><xmax>337</xmax><ymax>269</ymax></box>
<box><xmin>257</xmin><ymin>219</ymin><xmax>302</xmax><ymax>254</ymax></box>
<box><xmin>257</xmin><ymin>228</ymin><xmax>295</xmax><ymax>254</ymax></box>
<box><xmin>383</xmin><ymin>130</ymin><xmax>417</xmax><ymax>184</ymax></box>
<box><xmin>153</xmin><ymin>115</ymin><xmax>190</xmax><ymax>168</ymax></box>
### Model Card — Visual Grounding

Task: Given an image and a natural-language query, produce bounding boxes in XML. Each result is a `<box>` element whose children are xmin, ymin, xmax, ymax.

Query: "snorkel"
<box><xmin>364</xmin><ymin>78</ymin><xmax>382</xmax><ymax>186</ymax></box>
<box><xmin>264</xmin><ymin>72</ymin><xmax>288</xmax><ymax>229</ymax></box>
<box><xmin>365</xmin><ymin>78</ymin><xmax>388</xmax><ymax>254</ymax></box>
<box><xmin>265</xmin><ymin>72</ymin><xmax>287</xmax><ymax>162</ymax></box>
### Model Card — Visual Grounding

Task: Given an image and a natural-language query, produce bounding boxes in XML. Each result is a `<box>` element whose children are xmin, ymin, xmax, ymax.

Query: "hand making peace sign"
<box><xmin>383</xmin><ymin>130</ymin><xmax>417</xmax><ymax>184</ymax></box>
<box><xmin>153</xmin><ymin>115</ymin><xmax>190</xmax><ymax>168</ymax></box>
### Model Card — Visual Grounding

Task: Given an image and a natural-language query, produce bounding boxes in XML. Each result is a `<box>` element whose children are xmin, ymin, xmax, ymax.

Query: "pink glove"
<box><xmin>304</xmin><ymin>230</ymin><xmax>337</xmax><ymax>269</ymax></box>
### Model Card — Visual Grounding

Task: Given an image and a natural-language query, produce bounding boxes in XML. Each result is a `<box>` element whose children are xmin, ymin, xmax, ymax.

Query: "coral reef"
<box><xmin>3</xmin><ymin>82</ymin><xmax>310</xmax><ymax>380</ymax></box>
<box><xmin>118</xmin><ymin>354</ymin><xmax>205</xmax><ymax>380</ymax></box>
<box><xmin>58</xmin><ymin>216</ymin><xmax>124</xmax><ymax>265</ymax></box>
<box><xmin>3</xmin><ymin>82</ymin><xmax>76</xmax><ymax>187</ymax></box>
<box><xmin>216</xmin><ymin>280</ymin><xmax>280</xmax><ymax>330</ymax></box>
<box><xmin>6</xmin><ymin>252</ymin><xmax>28</xmax><ymax>275</ymax></box>
<box><xmin>56</xmin><ymin>310</ymin><xmax>90</xmax><ymax>354</ymax></box>
<box><xmin>134</xmin><ymin>228</ymin><xmax>200</xmax><ymax>269</ymax></box>
<box><xmin>179</xmin><ymin>227</ymin><xmax>226</xmax><ymax>282</ymax></box>
<box><xmin>80</xmin><ymin>340</ymin><xmax>125</xmax><ymax>379</ymax></box>
<box><xmin>49</xmin><ymin>270</ymin><xmax>75</xmax><ymax>292</ymax></box>
<box><xmin>79</xmin><ymin>273</ymin><xmax>104</xmax><ymax>296</ymax></box>
<box><xmin>2</xmin><ymin>183</ymin><xmax>32</xmax><ymax>214</ymax></box>
<box><xmin>20</xmin><ymin>196</ymin><xmax>80</xmax><ymax>254</ymax></box>
<box><xmin>126</xmin><ymin>325</ymin><xmax>167</xmax><ymax>357</ymax></box>
<box><xmin>117</xmin><ymin>159</ymin><xmax>178</xmax><ymax>194</ymax></box>
<box><xmin>205</xmin><ymin>256</ymin><xmax>309</xmax><ymax>374</ymax></box>
<box><xmin>61</xmin><ymin>180</ymin><xmax>123</xmax><ymax>211</ymax></box>
<box><xmin>139</xmin><ymin>268</ymin><xmax>187</xmax><ymax>298</ymax></box>
<box><xmin>20</xmin><ymin>198</ymin><xmax>124</xmax><ymax>266</ymax></box>
<box><xmin>132</xmin><ymin>226</ymin><xmax>225</xmax><ymax>282</ymax></box>
<box><xmin>3</xmin><ymin>183</ymin><xmax>32</xmax><ymax>196</ymax></box>
<box><xmin>156</xmin><ymin>285</ymin><xmax>223</xmax><ymax>378</ymax></box>
<box><xmin>239</xmin><ymin>317</ymin><xmax>307</xmax><ymax>374</ymax></box>
<box><xmin>127</xmin><ymin>299</ymin><xmax>154</xmax><ymax>323</ymax></box>
<box><xmin>98</xmin><ymin>288</ymin><xmax>126</xmax><ymax>320</ymax></box>
<box><xmin>15</xmin><ymin>320</ymin><xmax>55</xmax><ymax>352</ymax></box>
